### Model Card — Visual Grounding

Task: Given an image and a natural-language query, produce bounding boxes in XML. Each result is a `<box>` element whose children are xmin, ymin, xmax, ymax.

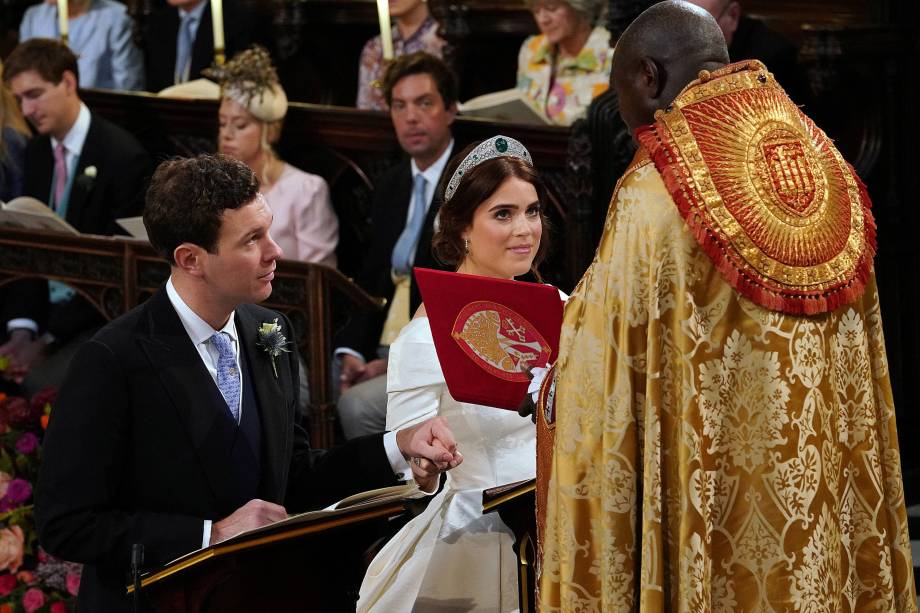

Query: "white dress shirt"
<box><xmin>165</xmin><ymin>277</ymin><xmax>412</xmax><ymax>547</ymax></box>
<box><xmin>52</xmin><ymin>102</ymin><xmax>92</xmax><ymax>184</ymax></box>
<box><xmin>166</xmin><ymin>278</ymin><xmax>244</xmax><ymax>418</ymax></box>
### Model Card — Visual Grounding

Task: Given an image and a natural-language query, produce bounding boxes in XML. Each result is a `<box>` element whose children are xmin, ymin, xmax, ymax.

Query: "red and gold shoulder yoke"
<box><xmin>636</xmin><ymin>60</ymin><xmax>876</xmax><ymax>315</ymax></box>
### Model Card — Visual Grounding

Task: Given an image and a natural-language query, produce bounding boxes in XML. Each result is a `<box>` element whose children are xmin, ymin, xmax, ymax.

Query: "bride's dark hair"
<box><xmin>432</xmin><ymin>142</ymin><xmax>551</xmax><ymax>272</ymax></box>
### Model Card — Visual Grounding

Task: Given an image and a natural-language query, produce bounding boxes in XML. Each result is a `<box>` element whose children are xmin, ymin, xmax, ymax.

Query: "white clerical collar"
<box><xmin>166</xmin><ymin>277</ymin><xmax>239</xmax><ymax>347</ymax></box>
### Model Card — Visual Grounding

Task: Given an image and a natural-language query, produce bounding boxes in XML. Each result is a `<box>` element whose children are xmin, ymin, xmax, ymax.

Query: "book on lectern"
<box><xmin>414</xmin><ymin>267</ymin><xmax>564</xmax><ymax>410</ymax></box>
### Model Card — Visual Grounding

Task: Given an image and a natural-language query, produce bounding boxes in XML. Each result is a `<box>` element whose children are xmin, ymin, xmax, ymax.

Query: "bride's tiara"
<box><xmin>443</xmin><ymin>135</ymin><xmax>533</xmax><ymax>202</ymax></box>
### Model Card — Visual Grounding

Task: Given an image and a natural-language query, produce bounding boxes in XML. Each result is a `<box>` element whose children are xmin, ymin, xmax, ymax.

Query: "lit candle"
<box><xmin>210</xmin><ymin>0</ymin><xmax>225</xmax><ymax>66</ymax></box>
<box><xmin>376</xmin><ymin>0</ymin><xmax>394</xmax><ymax>61</ymax></box>
<box><xmin>57</xmin><ymin>0</ymin><xmax>68</xmax><ymax>45</ymax></box>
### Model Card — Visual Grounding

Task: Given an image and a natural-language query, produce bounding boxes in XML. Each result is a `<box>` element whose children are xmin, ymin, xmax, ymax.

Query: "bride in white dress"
<box><xmin>358</xmin><ymin>136</ymin><xmax>552</xmax><ymax>612</ymax></box>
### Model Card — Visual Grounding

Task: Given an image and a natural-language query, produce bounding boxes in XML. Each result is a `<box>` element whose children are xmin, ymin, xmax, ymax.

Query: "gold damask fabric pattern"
<box><xmin>538</xmin><ymin>154</ymin><xmax>916</xmax><ymax>612</ymax></box>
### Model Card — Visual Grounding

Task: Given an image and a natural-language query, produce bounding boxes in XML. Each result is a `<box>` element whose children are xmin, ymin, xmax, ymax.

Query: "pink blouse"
<box><xmin>265</xmin><ymin>163</ymin><xmax>338</xmax><ymax>267</ymax></box>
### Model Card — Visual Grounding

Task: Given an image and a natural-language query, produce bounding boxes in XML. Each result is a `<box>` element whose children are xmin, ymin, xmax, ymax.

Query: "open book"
<box><xmin>133</xmin><ymin>483</ymin><xmax>424</xmax><ymax>592</ymax></box>
<box><xmin>230</xmin><ymin>483</ymin><xmax>424</xmax><ymax>542</ymax></box>
<box><xmin>0</xmin><ymin>197</ymin><xmax>77</xmax><ymax>234</ymax></box>
<box><xmin>458</xmin><ymin>88</ymin><xmax>551</xmax><ymax>125</ymax></box>
<box><xmin>116</xmin><ymin>216</ymin><xmax>149</xmax><ymax>240</ymax></box>
<box><xmin>172</xmin><ymin>484</ymin><xmax>423</xmax><ymax>562</ymax></box>
<box><xmin>322</xmin><ymin>483</ymin><xmax>423</xmax><ymax>511</ymax></box>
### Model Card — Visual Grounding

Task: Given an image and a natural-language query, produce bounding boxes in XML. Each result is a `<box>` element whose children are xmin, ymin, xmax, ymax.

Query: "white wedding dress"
<box><xmin>357</xmin><ymin>317</ymin><xmax>535</xmax><ymax>613</ymax></box>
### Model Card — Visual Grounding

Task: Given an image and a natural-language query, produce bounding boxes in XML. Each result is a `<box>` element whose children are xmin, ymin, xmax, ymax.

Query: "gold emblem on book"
<box><xmin>451</xmin><ymin>301</ymin><xmax>551</xmax><ymax>382</ymax></box>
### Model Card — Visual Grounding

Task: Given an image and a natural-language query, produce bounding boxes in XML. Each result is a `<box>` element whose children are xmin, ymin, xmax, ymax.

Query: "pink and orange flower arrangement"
<box><xmin>0</xmin><ymin>390</ymin><xmax>79</xmax><ymax>612</ymax></box>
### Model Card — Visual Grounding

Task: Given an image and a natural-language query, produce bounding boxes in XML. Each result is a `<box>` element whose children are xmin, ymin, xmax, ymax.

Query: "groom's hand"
<box><xmin>395</xmin><ymin>416</ymin><xmax>463</xmax><ymax>475</ymax></box>
<box><xmin>210</xmin><ymin>499</ymin><xmax>287</xmax><ymax>545</ymax></box>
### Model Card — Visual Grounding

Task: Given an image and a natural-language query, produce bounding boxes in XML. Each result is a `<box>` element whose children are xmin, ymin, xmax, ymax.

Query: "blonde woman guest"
<box><xmin>0</xmin><ymin>60</ymin><xmax>29</xmax><ymax>201</ymax></box>
<box><xmin>517</xmin><ymin>0</ymin><xmax>612</xmax><ymax>125</ymax></box>
<box><xmin>357</xmin><ymin>0</ymin><xmax>445</xmax><ymax>111</ymax></box>
<box><xmin>359</xmin><ymin>136</ymin><xmax>554</xmax><ymax>612</ymax></box>
<box><xmin>209</xmin><ymin>47</ymin><xmax>339</xmax><ymax>266</ymax></box>
<box><xmin>19</xmin><ymin>0</ymin><xmax>144</xmax><ymax>90</ymax></box>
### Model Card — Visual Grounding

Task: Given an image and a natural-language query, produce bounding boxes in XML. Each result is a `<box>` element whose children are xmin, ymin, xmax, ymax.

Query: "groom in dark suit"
<box><xmin>0</xmin><ymin>38</ymin><xmax>151</xmax><ymax>392</ymax></box>
<box><xmin>35</xmin><ymin>154</ymin><xmax>462</xmax><ymax>612</ymax></box>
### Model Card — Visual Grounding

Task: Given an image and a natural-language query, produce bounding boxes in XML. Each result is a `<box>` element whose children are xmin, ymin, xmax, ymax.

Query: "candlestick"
<box><xmin>210</xmin><ymin>0</ymin><xmax>225</xmax><ymax>66</ymax></box>
<box><xmin>376</xmin><ymin>0</ymin><xmax>394</xmax><ymax>61</ymax></box>
<box><xmin>57</xmin><ymin>0</ymin><xmax>69</xmax><ymax>46</ymax></box>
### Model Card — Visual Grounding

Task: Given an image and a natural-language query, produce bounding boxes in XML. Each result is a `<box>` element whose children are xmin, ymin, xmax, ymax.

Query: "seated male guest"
<box><xmin>143</xmin><ymin>0</ymin><xmax>269</xmax><ymax>92</ymax></box>
<box><xmin>19</xmin><ymin>0</ymin><xmax>144</xmax><ymax>90</ymax></box>
<box><xmin>337</xmin><ymin>52</ymin><xmax>456</xmax><ymax>439</ymax></box>
<box><xmin>35</xmin><ymin>154</ymin><xmax>463</xmax><ymax>612</ymax></box>
<box><xmin>686</xmin><ymin>0</ymin><xmax>811</xmax><ymax>105</ymax></box>
<box><xmin>0</xmin><ymin>38</ymin><xmax>151</xmax><ymax>393</ymax></box>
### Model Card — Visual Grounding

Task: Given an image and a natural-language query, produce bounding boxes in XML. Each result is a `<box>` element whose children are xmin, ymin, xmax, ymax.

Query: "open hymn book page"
<box><xmin>0</xmin><ymin>197</ymin><xmax>77</xmax><ymax>234</ymax></box>
<box><xmin>233</xmin><ymin>483</ymin><xmax>425</xmax><ymax>540</ymax></box>
<box><xmin>458</xmin><ymin>89</ymin><xmax>551</xmax><ymax>125</ymax></box>
<box><xmin>155</xmin><ymin>483</ymin><xmax>424</xmax><ymax>571</ymax></box>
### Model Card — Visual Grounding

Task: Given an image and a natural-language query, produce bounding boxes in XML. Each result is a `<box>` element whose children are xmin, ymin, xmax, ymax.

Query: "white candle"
<box><xmin>210</xmin><ymin>0</ymin><xmax>225</xmax><ymax>65</ymax></box>
<box><xmin>57</xmin><ymin>0</ymin><xmax>68</xmax><ymax>44</ymax></box>
<box><xmin>376</xmin><ymin>0</ymin><xmax>394</xmax><ymax>61</ymax></box>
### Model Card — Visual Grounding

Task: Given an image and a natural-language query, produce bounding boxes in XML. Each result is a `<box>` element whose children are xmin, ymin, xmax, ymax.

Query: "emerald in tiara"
<box><xmin>444</xmin><ymin>135</ymin><xmax>533</xmax><ymax>201</ymax></box>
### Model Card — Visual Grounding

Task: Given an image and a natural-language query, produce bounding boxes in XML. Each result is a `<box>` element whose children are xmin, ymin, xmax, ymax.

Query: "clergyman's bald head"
<box><xmin>613</xmin><ymin>0</ymin><xmax>729</xmax><ymax>132</ymax></box>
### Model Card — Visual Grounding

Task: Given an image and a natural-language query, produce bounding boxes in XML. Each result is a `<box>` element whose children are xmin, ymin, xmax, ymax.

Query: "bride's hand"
<box><xmin>410</xmin><ymin>457</ymin><xmax>442</xmax><ymax>493</ymax></box>
<box><xmin>396</xmin><ymin>416</ymin><xmax>463</xmax><ymax>470</ymax></box>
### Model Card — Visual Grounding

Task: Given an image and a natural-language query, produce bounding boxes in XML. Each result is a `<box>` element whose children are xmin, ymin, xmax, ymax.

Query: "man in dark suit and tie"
<box><xmin>335</xmin><ymin>52</ymin><xmax>457</xmax><ymax>439</ymax></box>
<box><xmin>143</xmin><ymin>0</ymin><xmax>269</xmax><ymax>92</ymax></box>
<box><xmin>0</xmin><ymin>38</ymin><xmax>151</xmax><ymax>393</ymax></box>
<box><xmin>35</xmin><ymin>154</ymin><xmax>462</xmax><ymax>612</ymax></box>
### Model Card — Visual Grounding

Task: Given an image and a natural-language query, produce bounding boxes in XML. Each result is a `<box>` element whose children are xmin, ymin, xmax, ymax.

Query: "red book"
<box><xmin>414</xmin><ymin>268</ymin><xmax>564</xmax><ymax>410</ymax></box>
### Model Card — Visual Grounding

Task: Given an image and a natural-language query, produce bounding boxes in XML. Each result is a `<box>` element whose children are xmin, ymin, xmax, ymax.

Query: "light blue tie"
<box><xmin>391</xmin><ymin>174</ymin><xmax>428</xmax><ymax>276</ymax></box>
<box><xmin>175</xmin><ymin>15</ymin><xmax>194</xmax><ymax>84</ymax></box>
<box><xmin>210</xmin><ymin>332</ymin><xmax>241</xmax><ymax>423</ymax></box>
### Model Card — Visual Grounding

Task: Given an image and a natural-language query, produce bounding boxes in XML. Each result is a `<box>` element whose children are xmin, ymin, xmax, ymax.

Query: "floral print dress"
<box><xmin>516</xmin><ymin>26</ymin><xmax>613</xmax><ymax>126</ymax></box>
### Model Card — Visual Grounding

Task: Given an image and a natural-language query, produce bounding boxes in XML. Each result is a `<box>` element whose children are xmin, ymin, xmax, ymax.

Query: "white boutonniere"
<box><xmin>256</xmin><ymin>318</ymin><xmax>291</xmax><ymax>378</ymax></box>
<box><xmin>83</xmin><ymin>165</ymin><xmax>97</xmax><ymax>179</ymax></box>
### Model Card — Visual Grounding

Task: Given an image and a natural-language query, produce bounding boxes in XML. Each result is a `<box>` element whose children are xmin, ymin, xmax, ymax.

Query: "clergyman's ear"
<box><xmin>638</xmin><ymin>57</ymin><xmax>665</xmax><ymax>101</ymax></box>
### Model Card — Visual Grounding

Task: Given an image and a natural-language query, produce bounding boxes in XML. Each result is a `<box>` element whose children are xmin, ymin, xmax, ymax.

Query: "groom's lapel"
<box><xmin>235</xmin><ymin>305</ymin><xmax>291</xmax><ymax>499</ymax></box>
<box><xmin>135</xmin><ymin>288</ymin><xmax>229</xmax><ymax>504</ymax></box>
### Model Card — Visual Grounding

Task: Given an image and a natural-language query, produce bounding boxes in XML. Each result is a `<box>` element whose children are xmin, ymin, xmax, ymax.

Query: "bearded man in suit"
<box><xmin>35</xmin><ymin>153</ymin><xmax>463</xmax><ymax>612</ymax></box>
<box><xmin>0</xmin><ymin>38</ymin><xmax>151</xmax><ymax>392</ymax></box>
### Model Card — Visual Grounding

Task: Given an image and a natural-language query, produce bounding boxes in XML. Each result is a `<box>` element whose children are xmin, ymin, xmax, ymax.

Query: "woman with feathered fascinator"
<box><xmin>205</xmin><ymin>46</ymin><xmax>339</xmax><ymax>267</ymax></box>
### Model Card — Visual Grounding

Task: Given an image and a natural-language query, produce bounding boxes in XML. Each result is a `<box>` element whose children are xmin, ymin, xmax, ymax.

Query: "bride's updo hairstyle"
<box><xmin>432</xmin><ymin>140</ymin><xmax>551</xmax><ymax>272</ymax></box>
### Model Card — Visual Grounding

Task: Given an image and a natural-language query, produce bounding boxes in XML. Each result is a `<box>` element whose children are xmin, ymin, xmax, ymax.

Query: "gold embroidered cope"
<box><xmin>537</xmin><ymin>150</ymin><xmax>915</xmax><ymax>612</ymax></box>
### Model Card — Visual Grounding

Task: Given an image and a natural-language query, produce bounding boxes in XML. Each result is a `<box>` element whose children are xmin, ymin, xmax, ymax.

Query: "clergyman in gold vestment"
<box><xmin>538</xmin><ymin>2</ymin><xmax>916</xmax><ymax>611</ymax></box>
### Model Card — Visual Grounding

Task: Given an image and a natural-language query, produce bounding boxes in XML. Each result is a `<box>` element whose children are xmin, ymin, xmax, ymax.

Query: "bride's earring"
<box><xmin>464</xmin><ymin>237</ymin><xmax>470</xmax><ymax>254</ymax></box>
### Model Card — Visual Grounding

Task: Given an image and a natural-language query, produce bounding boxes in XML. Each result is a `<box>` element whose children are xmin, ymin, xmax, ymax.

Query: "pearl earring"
<box><xmin>464</xmin><ymin>237</ymin><xmax>470</xmax><ymax>254</ymax></box>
